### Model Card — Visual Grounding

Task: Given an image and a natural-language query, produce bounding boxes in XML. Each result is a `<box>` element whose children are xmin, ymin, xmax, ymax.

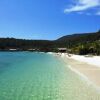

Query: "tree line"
<box><xmin>0</xmin><ymin>30</ymin><xmax>100</xmax><ymax>55</ymax></box>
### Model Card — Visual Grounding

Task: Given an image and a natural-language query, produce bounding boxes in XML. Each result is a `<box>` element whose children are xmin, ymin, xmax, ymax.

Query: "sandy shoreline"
<box><xmin>54</xmin><ymin>53</ymin><xmax>100</xmax><ymax>90</ymax></box>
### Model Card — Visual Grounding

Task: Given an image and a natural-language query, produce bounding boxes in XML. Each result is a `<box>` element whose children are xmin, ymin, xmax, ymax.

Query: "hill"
<box><xmin>55</xmin><ymin>30</ymin><xmax>100</xmax><ymax>48</ymax></box>
<box><xmin>0</xmin><ymin>30</ymin><xmax>100</xmax><ymax>54</ymax></box>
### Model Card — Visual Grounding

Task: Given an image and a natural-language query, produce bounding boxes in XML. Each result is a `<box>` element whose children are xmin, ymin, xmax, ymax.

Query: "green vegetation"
<box><xmin>69</xmin><ymin>41</ymin><xmax>100</xmax><ymax>55</ymax></box>
<box><xmin>0</xmin><ymin>30</ymin><xmax>100</xmax><ymax>55</ymax></box>
<box><xmin>0</xmin><ymin>38</ymin><xmax>54</xmax><ymax>52</ymax></box>
<box><xmin>55</xmin><ymin>30</ymin><xmax>100</xmax><ymax>55</ymax></box>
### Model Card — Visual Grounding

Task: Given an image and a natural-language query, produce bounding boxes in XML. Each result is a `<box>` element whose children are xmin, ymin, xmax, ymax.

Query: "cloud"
<box><xmin>64</xmin><ymin>0</ymin><xmax>100</xmax><ymax>15</ymax></box>
<box><xmin>96</xmin><ymin>11</ymin><xmax>100</xmax><ymax>15</ymax></box>
<box><xmin>77</xmin><ymin>12</ymin><xmax>92</xmax><ymax>15</ymax></box>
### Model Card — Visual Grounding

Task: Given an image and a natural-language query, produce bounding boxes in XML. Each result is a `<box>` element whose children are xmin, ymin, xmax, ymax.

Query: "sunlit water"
<box><xmin>0</xmin><ymin>52</ymin><xmax>100</xmax><ymax>100</ymax></box>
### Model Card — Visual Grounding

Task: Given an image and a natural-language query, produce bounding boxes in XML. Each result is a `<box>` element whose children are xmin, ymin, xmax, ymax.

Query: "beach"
<box><xmin>0</xmin><ymin>52</ymin><xmax>100</xmax><ymax>99</ymax></box>
<box><xmin>55</xmin><ymin>53</ymin><xmax>100</xmax><ymax>90</ymax></box>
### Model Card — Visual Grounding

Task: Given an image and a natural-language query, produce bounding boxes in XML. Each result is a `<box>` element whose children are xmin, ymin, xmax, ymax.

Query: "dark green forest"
<box><xmin>0</xmin><ymin>30</ymin><xmax>100</xmax><ymax>55</ymax></box>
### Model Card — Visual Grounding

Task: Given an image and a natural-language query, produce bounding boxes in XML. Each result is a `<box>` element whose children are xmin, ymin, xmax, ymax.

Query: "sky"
<box><xmin>0</xmin><ymin>0</ymin><xmax>100</xmax><ymax>40</ymax></box>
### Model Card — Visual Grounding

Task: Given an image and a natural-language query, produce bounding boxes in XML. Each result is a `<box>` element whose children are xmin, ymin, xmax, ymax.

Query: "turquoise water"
<box><xmin>0</xmin><ymin>52</ymin><xmax>100</xmax><ymax>100</ymax></box>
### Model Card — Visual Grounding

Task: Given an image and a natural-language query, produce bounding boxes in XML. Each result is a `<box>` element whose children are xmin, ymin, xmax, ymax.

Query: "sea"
<box><xmin>0</xmin><ymin>52</ymin><xmax>100</xmax><ymax>100</ymax></box>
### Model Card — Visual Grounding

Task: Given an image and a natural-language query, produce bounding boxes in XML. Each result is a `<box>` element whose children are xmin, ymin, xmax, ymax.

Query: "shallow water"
<box><xmin>0</xmin><ymin>52</ymin><xmax>100</xmax><ymax>100</ymax></box>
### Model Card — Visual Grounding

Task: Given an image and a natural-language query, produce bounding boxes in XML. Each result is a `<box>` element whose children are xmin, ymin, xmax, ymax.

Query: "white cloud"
<box><xmin>64</xmin><ymin>0</ymin><xmax>100</xmax><ymax>15</ymax></box>
<box><xmin>77</xmin><ymin>12</ymin><xmax>92</xmax><ymax>15</ymax></box>
<box><xmin>96</xmin><ymin>11</ymin><xmax>100</xmax><ymax>15</ymax></box>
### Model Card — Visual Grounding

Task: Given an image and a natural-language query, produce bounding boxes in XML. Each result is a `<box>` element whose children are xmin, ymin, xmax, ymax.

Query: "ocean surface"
<box><xmin>0</xmin><ymin>52</ymin><xmax>100</xmax><ymax>100</ymax></box>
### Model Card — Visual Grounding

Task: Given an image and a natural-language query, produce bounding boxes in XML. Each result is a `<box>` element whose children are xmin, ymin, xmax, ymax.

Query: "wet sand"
<box><xmin>63</xmin><ymin>56</ymin><xmax>100</xmax><ymax>88</ymax></box>
<box><xmin>55</xmin><ymin>53</ymin><xmax>100</xmax><ymax>88</ymax></box>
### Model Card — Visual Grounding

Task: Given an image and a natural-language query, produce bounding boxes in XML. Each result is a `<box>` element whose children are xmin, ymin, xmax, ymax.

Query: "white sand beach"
<box><xmin>55</xmin><ymin>53</ymin><xmax>100</xmax><ymax>89</ymax></box>
<box><xmin>69</xmin><ymin>55</ymin><xmax>100</xmax><ymax>67</ymax></box>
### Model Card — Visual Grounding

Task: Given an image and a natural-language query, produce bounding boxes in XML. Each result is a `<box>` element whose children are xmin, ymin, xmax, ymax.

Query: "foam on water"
<box><xmin>0</xmin><ymin>52</ymin><xmax>100</xmax><ymax>100</ymax></box>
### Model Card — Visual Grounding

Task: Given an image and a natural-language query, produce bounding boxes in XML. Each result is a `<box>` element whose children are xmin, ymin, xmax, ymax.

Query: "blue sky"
<box><xmin>0</xmin><ymin>0</ymin><xmax>100</xmax><ymax>40</ymax></box>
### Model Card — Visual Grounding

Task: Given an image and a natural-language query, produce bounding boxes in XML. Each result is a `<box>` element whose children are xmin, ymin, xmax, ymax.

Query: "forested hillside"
<box><xmin>0</xmin><ymin>30</ymin><xmax>100</xmax><ymax>55</ymax></box>
<box><xmin>55</xmin><ymin>30</ymin><xmax>100</xmax><ymax>55</ymax></box>
<box><xmin>0</xmin><ymin>38</ymin><xmax>54</xmax><ymax>51</ymax></box>
<box><xmin>55</xmin><ymin>30</ymin><xmax>100</xmax><ymax>48</ymax></box>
